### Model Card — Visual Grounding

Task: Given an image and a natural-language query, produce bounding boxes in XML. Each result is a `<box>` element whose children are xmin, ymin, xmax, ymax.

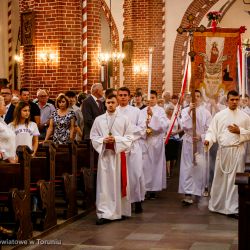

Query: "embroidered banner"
<box><xmin>193</xmin><ymin>28</ymin><xmax>242</xmax><ymax>101</ymax></box>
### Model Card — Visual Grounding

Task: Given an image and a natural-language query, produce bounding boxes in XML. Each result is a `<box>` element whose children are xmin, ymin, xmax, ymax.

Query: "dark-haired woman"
<box><xmin>8</xmin><ymin>101</ymin><xmax>40</xmax><ymax>157</ymax></box>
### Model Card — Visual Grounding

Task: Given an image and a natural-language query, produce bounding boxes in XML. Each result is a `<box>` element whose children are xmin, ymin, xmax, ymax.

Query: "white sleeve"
<box><xmin>114</xmin><ymin>118</ymin><xmax>133</xmax><ymax>153</ymax></box>
<box><xmin>205</xmin><ymin>115</ymin><xmax>218</xmax><ymax>150</ymax></box>
<box><xmin>148</xmin><ymin>108</ymin><xmax>168</xmax><ymax>133</ymax></box>
<box><xmin>32</xmin><ymin>122</ymin><xmax>40</xmax><ymax>136</ymax></box>
<box><xmin>90</xmin><ymin>119</ymin><xmax>105</xmax><ymax>155</ymax></box>
<box><xmin>0</xmin><ymin>123</ymin><xmax>16</xmax><ymax>160</ymax></box>
<box><xmin>180</xmin><ymin>108</ymin><xmax>192</xmax><ymax>131</ymax></box>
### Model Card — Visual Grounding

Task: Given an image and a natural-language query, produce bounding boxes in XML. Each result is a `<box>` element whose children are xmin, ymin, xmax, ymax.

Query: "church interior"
<box><xmin>1</xmin><ymin>0</ymin><xmax>250</xmax><ymax>249</ymax></box>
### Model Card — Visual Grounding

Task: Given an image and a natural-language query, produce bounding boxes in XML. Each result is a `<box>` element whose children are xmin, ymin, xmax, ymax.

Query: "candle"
<box><xmin>242</xmin><ymin>51</ymin><xmax>245</xmax><ymax>98</ymax></box>
<box><xmin>245</xmin><ymin>52</ymin><xmax>248</xmax><ymax>95</ymax></box>
<box><xmin>237</xmin><ymin>45</ymin><xmax>242</xmax><ymax>95</ymax></box>
<box><xmin>187</xmin><ymin>58</ymin><xmax>191</xmax><ymax>93</ymax></box>
<box><xmin>101</xmin><ymin>65</ymin><xmax>105</xmax><ymax>82</ymax></box>
<box><xmin>110</xmin><ymin>76</ymin><xmax>113</xmax><ymax>88</ymax></box>
<box><xmin>147</xmin><ymin>48</ymin><xmax>154</xmax><ymax>100</ymax></box>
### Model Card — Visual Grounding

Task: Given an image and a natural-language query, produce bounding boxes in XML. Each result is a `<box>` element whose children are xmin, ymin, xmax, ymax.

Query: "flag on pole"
<box><xmin>165</xmin><ymin>38</ymin><xmax>190</xmax><ymax>144</ymax></box>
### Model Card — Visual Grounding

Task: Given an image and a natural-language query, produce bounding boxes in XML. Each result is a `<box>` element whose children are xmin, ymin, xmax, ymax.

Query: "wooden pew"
<box><xmin>235</xmin><ymin>168</ymin><xmax>250</xmax><ymax>250</ymax></box>
<box><xmin>30</xmin><ymin>142</ymin><xmax>57</xmax><ymax>230</ymax></box>
<box><xmin>244</xmin><ymin>163</ymin><xmax>250</xmax><ymax>173</ymax></box>
<box><xmin>74</xmin><ymin>141</ymin><xmax>95</xmax><ymax>208</ymax></box>
<box><xmin>54</xmin><ymin>143</ymin><xmax>78</xmax><ymax>219</ymax></box>
<box><xmin>0</xmin><ymin>146</ymin><xmax>33</xmax><ymax>240</ymax></box>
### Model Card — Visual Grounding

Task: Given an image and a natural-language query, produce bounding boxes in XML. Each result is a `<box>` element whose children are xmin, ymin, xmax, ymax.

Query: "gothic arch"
<box><xmin>100</xmin><ymin>0</ymin><xmax>120</xmax><ymax>85</ymax></box>
<box><xmin>100</xmin><ymin>0</ymin><xmax>119</xmax><ymax>52</ymax></box>
<box><xmin>172</xmin><ymin>0</ymin><xmax>235</xmax><ymax>93</ymax></box>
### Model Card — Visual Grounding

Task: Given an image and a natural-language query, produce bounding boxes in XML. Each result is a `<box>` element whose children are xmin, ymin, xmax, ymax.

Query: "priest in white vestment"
<box><xmin>90</xmin><ymin>94</ymin><xmax>134</xmax><ymax>225</ymax></box>
<box><xmin>178</xmin><ymin>90</ymin><xmax>212</xmax><ymax>205</ymax></box>
<box><xmin>205</xmin><ymin>90</ymin><xmax>250</xmax><ymax>216</ymax></box>
<box><xmin>140</xmin><ymin>90</ymin><xmax>168</xmax><ymax>198</ymax></box>
<box><xmin>117</xmin><ymin>87</ymin><xmax>146</xmax><ymax>213</ymax></box>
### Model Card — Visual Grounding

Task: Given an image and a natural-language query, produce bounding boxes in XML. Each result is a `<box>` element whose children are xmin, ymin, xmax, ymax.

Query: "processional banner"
<box><xmin>193</xmin><ymin>28</ymin><xmax>243</xmax><ymax>100</ymax></box>
<box><xmin>247</xmin><ymin>47</ymin><xmax>250</xmax><ymax>96</ymax></box>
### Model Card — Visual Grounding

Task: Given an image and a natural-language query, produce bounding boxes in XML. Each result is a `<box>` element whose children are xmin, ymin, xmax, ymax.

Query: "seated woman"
<box><xmin>44</xmin><ymin>93</ymin><xmax>76</xmax><ymax>144</ymax></box>
<box><xmin>0</xmin><ymin>96</ymin><xmax>17</xmax><ymax>163</ymax></box>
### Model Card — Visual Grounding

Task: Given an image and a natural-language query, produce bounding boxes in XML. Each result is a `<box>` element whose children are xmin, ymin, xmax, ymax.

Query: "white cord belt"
<box><xmin>218</xmin><ymin>144</ymin><xmax>240</xmax><ymax>174</ymax></box>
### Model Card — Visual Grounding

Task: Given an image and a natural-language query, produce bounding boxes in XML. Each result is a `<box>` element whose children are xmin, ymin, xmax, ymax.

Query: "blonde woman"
<box><xmin>44</xmin><ymin>93</ymin><xmax>75</xmax><ymax>144</ymax></box>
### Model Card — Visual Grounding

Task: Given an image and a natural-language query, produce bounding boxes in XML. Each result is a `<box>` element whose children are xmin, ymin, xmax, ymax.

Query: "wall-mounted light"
<box><xmin>39</xmin><ymin>51</ymin><xmax>58</xmax><ymax>63</ymax></box>
<box><xmin>13</xmin><ymin>54</ymin><xmax>23</xmax><ymax>63</ymax></box>
<box><xmin>134</xmin><ymin>64</ymin><xmax>147</xmax><ymax>74</ymax></box>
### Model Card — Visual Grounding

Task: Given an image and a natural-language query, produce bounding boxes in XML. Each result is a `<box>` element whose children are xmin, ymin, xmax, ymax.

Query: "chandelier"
<box><xmin>98</xmin><ymin>0</ymin><xmax>125</xmax><ymax>63</ymax></box>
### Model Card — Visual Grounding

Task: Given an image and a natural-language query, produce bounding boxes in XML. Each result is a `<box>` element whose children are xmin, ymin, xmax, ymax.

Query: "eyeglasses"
<box><xmin>0</xmin><ymin>92</ymin><xmax>11</xmax><ymax>95</ymax></box>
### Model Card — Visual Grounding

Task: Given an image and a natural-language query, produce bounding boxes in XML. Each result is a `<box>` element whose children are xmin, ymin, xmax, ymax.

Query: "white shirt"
<box><xmin>0</xmin><ymin>117</ymin><xmax>16</xmax><ymax>160</ymax></box>
<box><xmin>8</xmin><ymin>122</ymin><xmax>40</xmax><ymax>150</ymax></box>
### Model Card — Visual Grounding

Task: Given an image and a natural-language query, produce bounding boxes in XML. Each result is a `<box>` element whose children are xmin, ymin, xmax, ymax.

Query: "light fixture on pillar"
<box><xmin>98</xmin><ymin>0</ymin><xmax>125</xmax><ymax>64</ymax></box>
<box><xmin>14</xmin><ymin>54</ymin><xmax>22</xmax><ymax>63</ymax></box>
<box><xmin>134</xmin><ymin>64</ymin><xmax>147</xmax><ymax>74</ymax></box>
<box><xmin>39</xmin><ymin>51</ymin><xmax>58</xmax><ymax>64</ymax></box>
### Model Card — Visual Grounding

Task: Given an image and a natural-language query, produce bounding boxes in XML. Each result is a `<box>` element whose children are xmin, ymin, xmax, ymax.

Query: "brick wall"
<box><xmin>18</xmin><ymin>0</ymin><xmax>222</xmax><ymax>98</ymax></box>
<box><xmin>123</xmin><ymin>0</ymin><xmax>164</xmax><ymax>95</ymax></box>
<box><xmin>19</xmin><ymin>0</ymin><xmax>82</xmax><ymax>98</ymax></box>
<box><xmin>87</xmin><ymin>0</ymin><xmax>101</xmax><ymax>92</ymax></box>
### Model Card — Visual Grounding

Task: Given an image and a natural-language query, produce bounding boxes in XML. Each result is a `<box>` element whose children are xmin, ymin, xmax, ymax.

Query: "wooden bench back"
<box><xmin>0</xmin><ymin>146</ymin><xmax>33</xmax><ymax>240</ymax></box>
<box><xmin>32</xmin><ymin>142</ymin><xmax>56</xmax><ymax>182</ymax></box>
<box><xmin>55</xmin><ymin>143</ymin><xmax>76</xmax><ymax>176</ymax></box>
<box><xmin>0</xmin><ymin>163</ymin><xmax>22</xmax><ymax>192</ymax></box>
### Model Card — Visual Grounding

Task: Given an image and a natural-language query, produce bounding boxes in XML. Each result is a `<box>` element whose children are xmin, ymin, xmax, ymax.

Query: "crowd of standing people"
<box><xmin>1</xmin><ymin>84</ymin><xmax>250</xmax><ymax>224</ymax></box>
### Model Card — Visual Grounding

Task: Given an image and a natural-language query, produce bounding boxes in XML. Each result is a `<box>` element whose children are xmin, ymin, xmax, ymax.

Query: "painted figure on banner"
<box><xmin>210</xmin><ymin>42</ymin><xmax>219</xmax><ymax>63</ymax></box>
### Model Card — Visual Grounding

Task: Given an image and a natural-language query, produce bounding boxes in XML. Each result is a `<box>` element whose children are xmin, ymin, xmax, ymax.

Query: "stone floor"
<box><xmin>8</xmin><ymin>169</ymin><xmax>238</xmax><ymax>250</ymax></box>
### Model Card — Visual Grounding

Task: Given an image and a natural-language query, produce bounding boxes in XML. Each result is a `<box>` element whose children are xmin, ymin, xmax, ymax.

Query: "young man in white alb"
<box><xmin>117</xmin><ymin>87</ymin><xmax>146</xmax><ymax>213</ymax></box>
<box><xmin>140</xmin><ymin>90</ymin><xmax>168</xmax><ymax>199</ymax></box>
<box><xmin>90</xmin><ymin>94</ymin><xmax>134</xmax><ymax>225</ymax></box>
<box><xmin>205</xmin><ymin>90</ymin><xmax>250</xmax><ymax>218</ymax></box>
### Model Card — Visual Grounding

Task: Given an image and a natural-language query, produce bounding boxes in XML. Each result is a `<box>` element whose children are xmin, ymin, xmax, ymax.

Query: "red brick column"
<box><xmin>86</xmin><ymin>0</ymin><xmax>101</xmax><ymax>92</ymax></box>
<box><xmin>123</xmin><ymin>0</ymin><xmax>164</xmax><ymax>95</ymax></box>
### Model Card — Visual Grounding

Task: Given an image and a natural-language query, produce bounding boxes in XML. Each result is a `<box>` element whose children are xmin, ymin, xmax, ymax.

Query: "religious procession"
<box><xmin>1</xmin><ymin>1</ymin><xmax>250</xmax><ymax>249</ymax></box>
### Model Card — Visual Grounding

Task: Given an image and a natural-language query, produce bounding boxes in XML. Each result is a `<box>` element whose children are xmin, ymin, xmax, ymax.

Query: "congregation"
<box><xmin>1</xmin><ymin>83</ymin><xmax>250</xmax><ymax>227</ymax></box>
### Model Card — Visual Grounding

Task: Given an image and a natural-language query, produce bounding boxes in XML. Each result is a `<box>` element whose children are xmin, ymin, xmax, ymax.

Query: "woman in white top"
<box><xmin>0</xmin><ymin>96</ymin><xmax>17</xmax><ymax>162</ymax></box>
<box><xmin>8</xmin><ymin>101</ymin><xmax>40</xmax><ymax>157</ymax></box>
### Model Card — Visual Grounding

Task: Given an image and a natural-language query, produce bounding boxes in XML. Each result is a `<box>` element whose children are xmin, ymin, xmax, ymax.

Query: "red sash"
<box><xmin>120</xmin><ymin>152</ymin><xmax>127</xmax><ymax>197</ymax></box>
